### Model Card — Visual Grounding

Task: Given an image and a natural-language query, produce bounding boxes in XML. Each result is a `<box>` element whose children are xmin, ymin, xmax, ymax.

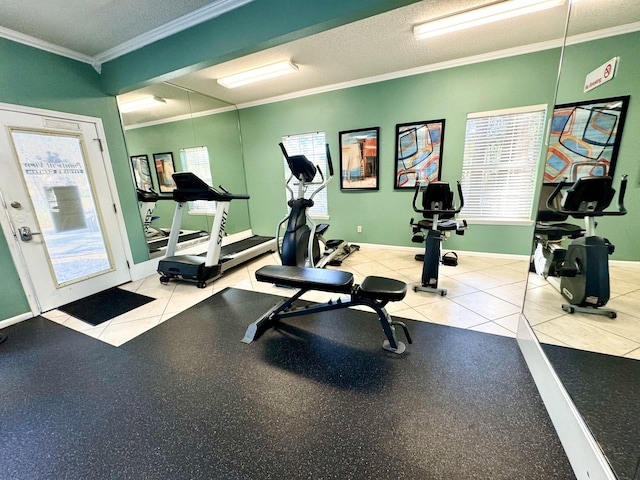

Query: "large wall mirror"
<box><xmin>524</xmin><ymin>1</ymin><xmax>640</xmax><ymax>478</ymax></box>
<box><xmin>117</xmin><ymin>83</ymin><xmax>249</xmax><ymax>259</ymax></box>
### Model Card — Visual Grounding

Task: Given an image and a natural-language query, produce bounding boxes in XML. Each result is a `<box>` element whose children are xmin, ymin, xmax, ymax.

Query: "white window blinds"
<box><xmin>282</xmin><ymin>132</ymin><xmax>328</xmax><ymax>217</ymax></box>
<box><xmin>179</xmin><ymin>146</ymin><xmax>216</xmax><ymax>214</ymax></box>
<box><xmin>461</xmin><ymin>105</ymin><xmax>547</xmax><ymax>222</ymax></box>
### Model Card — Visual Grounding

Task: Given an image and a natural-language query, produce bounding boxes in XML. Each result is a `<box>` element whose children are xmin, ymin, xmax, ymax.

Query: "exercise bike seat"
<box><xmin>415</xmin><ymin>218</ymin><xmax>460</xmax><ymax>231</ymax></box>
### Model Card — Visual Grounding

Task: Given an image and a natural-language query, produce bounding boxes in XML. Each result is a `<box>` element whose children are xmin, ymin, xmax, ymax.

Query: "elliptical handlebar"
<box><xmin>412</xmin><ymin>181</ymin><xmax>464</xmax><ymax>216</ymax></box>
<box><xmin>279</xmin><ymin>142</ymin><xmax>334</xmax><ymax>201</ymax></box>
<box><xmin>325</xmin><ymin>142</ymin><xmax>334</xmax><ymax>177</ymax></box>
<box><xmin>546</xmin><ymin>174</ymin><xmax>628</xmax><ymax>218</ymax></box>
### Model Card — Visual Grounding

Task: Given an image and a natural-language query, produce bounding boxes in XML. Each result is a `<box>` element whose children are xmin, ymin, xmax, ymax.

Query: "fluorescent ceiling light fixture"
<box><xmin>217</xmin><ymin>61</ymin><xmax>299</xmax><ymax>89</ymax></box>
<box><xmin>118</xmin><ymin>96</ymin><xmax>166</xmax><ymax>113</ymax></box>
<box><xmin>414</xmin><ymin>0</ymin><xmax>565</xmax><ymax>40</ymax></box>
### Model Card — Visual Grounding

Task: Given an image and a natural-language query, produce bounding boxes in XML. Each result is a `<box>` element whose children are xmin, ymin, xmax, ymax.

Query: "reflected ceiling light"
<box><xmin>413</xmin><ymin>0</ymin><xmax>565</xmax><ymax>40</ymax></box>
<box><xmin>217</xmin><ymin>61</ymin><xmax>299</xmax><ymax>89</ymax></box>
<box><xmin>118</xmin><ymin>96</ymin><xmax>166</xmax><ymax>113</ymax></box>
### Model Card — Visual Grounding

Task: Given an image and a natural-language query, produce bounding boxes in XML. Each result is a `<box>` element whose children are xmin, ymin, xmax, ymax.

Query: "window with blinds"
<box><xmin>282</xmin><ymin>132</ymin><xmax>329</xmax><ymax>217</ymax></box>
<box><xmin>179</xmin><ymin>146</ymin><xmax>216</xmax><ymax>214</ymax></box>
<box><xmin>461</xmin><ymin>105</ymin><xmax>547</xmax><ymax>223</ymax></box>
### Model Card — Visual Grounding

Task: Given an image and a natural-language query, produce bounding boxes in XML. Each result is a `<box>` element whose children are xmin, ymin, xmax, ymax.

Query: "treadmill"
<box><xmin>157</xmin><ymin>172</ymin><xmax>276</xmax><ymax>288</ymax></box>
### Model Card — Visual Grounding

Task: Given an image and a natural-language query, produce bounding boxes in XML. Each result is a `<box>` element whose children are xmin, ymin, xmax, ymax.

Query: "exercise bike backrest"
<box><xmin>172</xmin><ymin>172</ymin><xmax>250</xmax><ymax>203</ymax></box>
<box><xmin>546</xmin><ymin>175</ymin><xmax>627</xmax><ymax>219</ymax></box>
<box><xmin>412</xmin><ymin>181</ymin><xmax>464</xmax><ymax>220</ymax></box>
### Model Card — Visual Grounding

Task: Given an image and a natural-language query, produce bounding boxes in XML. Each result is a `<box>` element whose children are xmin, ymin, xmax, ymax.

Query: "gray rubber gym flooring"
<box><xmin>1</xmin><ymin>287</ymin><xmax>575</xmax><ymax>479</ymax></box>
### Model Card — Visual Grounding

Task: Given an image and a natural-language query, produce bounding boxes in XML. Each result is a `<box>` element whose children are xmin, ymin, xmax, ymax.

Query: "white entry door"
<box><xmin>0</xmin><ymin>105</ymin><xmax>132</xmax><ymax>314</ymax></box>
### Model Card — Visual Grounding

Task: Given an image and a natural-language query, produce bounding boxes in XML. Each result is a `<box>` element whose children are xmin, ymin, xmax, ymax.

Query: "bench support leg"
<box><xmin>242</xmin><ymin>289</ymin><xmax>305</xmax><ymax>344</ymax></box>
<box><xmin>241</xmin><ymin>290</ymin><xmax>409</xmax><ymax>354</ymax></box>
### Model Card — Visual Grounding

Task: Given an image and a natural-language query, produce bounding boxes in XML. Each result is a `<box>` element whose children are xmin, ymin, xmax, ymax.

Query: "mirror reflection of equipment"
<box><xmin>157</xmin><ymin>172</ymin><xmax>276</xmax><ymax>288</ymax></box>
<box><xmin>533</xmin><ymin>174</ymin><xmax>627</xmax><ymax>318</ymax></box>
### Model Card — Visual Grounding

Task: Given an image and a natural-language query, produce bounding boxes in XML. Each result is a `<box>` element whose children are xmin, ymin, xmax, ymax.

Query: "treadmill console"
<box><xmin>172</xmin><ymin>172</ymin><xmax>249</xmax><ymax>202</ymax></box>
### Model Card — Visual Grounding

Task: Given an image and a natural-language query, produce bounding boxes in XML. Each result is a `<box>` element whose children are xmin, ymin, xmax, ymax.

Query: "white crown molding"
<box><xmin>0</xmin><ymin>0</ymin><xmax>253</xmax><ymax>71</ymax></box>
<box><xmin>235</xmin><ymin>21</ymin><xmax>640</xmax><ymax>111</ymax></box>
<box><xmin>564</xmin><ymin>19</ymin><xmax>640</xmax><ymax>45</ymax></box>
<box><xmin>123</xmin><ymin>104</ymin><xmax>238</xmax><ymax>130</ymax></box>
<box><xmin>0</xmin><ymin>26</ymin><xmax>95</xmax><ymax>65</ymax></box>
<box><xmin>93</xmin><ymin>0</ymin><xmax>254</xmax><ymax>65</ymax></box>
<box><xmin>235</xmin><ymin>37</ymin><xmax>566</xmax><ymax>110</ymax></box>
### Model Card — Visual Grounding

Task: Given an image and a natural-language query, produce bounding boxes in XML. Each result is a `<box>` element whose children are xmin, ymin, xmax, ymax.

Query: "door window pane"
<box><xmin>10</xmin><ymin>129</ymin><xmax>113</xmax><ymax>286</ymax></box>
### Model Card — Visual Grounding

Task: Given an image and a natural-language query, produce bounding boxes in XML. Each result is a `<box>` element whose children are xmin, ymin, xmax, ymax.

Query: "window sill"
<box><xmin>465</xmin><ymin>217</ymin><xmax>534</xmax><ymax>227</ymax></box>
<box><xmin>187</xmin><ymin>211</ymin><xmax>215</xmax><ymax>216</ymax></box>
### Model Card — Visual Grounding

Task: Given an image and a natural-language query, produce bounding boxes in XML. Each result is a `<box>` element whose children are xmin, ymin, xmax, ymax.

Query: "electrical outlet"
<box><xmin>357</xmin><ymin>225</ymin><xmax>362</xmax><ymax>233</ymax></box>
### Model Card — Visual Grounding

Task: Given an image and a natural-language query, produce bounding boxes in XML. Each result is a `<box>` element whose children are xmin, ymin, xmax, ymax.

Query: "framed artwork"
<box><xmin>394</xmin><ymin>119</ymin><xmax>445</xmax><ymax>189</ymax></box>
<box><xmin>544</xmin><ymin>95</ymin><xmax>630</xmax><ymax>182</ymax></box>
<box><xmin>339</xmin><ymin>127</ymin><xmax>379</xmax><ymax>190</ymax></box>
<box><xmin>153</xmin><ymin>152</ymin><xmax>176</xmax><ymax>193</ymax></box>
<box><xmin>130</xmin><ymin>154</ymin><xmax>152</xmax><ymax>191</ymax></box>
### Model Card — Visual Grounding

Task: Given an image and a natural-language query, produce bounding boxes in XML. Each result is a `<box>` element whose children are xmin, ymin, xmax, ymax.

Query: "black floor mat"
<box><xmin>542</xmin><ymin>344</ymin><xmax>640</xmax><ymax>480</ymax></box>
<box><xmin>57</xmin><ymin>287</ymin><xmax>155</xmax><ymax>325</ymax></box>
<box><xmin>1</xmin><ymin>288</ymin><xmax>576</xmax><ymax>479</ymax></box>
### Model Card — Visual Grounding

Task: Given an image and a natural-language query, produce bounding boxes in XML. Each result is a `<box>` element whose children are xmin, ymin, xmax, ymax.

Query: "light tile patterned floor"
<box><xmin>41</xmin><ymin>244</ymin><xmax>640</xmax><ymax>359</ymax></box>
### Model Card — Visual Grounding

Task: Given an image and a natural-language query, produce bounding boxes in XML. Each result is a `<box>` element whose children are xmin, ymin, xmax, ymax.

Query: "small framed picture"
<box><xmin>394</xmin><ymin>119</ymin><xmax>445</xmax><ymax>189</ymax></box>
<box><xmin>130</xmin><ymin>154</ymin><xmax>153</xmax><ymax>191</ymax></box>
<box><xmin>339</xmin><ymin>127</ymin><xmax>379</xmax><ymax>190</ymax></box>
<box><xmin>153</xmin><ymin>152</ymin><xmax>176</xmax><ymax>193</ymax></box>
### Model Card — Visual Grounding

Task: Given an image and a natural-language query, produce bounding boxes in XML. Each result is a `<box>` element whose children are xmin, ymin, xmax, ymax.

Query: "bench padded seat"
<box><xmin>255</xmin><ymin>265</ymin><xmax>354</xmax><ymax>293</ymax></box>
<box><xmin>358</xmin><ymin>276</ymin><xmax>407</xmax><ymax>302</ymax></box>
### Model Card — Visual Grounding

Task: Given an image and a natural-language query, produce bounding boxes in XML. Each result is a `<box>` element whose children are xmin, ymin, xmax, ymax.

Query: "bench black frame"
<box><xmin>242</xmin><ymin>266</ymin><xmax>412</xmax><ymax>354</ymax></box>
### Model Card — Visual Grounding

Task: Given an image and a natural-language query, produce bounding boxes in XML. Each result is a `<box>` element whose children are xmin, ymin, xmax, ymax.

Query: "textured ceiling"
<box><xmin>1</xmin><ymin>0</ymin><xmax>638</xmax><ymax>126</ymax></box>
<box><xmin>0</xmin><ymin>0</ymin><xmax>226</xmax><ymax>57</ymax></box>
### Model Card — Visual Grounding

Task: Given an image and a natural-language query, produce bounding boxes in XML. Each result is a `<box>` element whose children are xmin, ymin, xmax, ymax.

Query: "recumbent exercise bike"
<box><xmin>277</xmin><ymin>142</ymin><xmax>359</xmax><ymax>268</ymax></box>
<box><xmin>532</xmin><ymin>174</ymin><xmax>628</xmax><ymax>318</ymax></box>
<box><xmin>409</xmin><ymin>181</ymin><xmax>467</xmax><ymax>296</ymax></box>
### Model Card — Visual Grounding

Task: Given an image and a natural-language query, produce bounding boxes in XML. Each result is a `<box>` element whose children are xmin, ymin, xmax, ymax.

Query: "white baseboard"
<box><xmin>0</xmin><ymin>312</ymin><xmax>33</xmax><ymax>329</ymax></box>
<box><xmin>516</xmin><ymin>314</ymin><xmax>616</xmax><ymax>480</ymax></box>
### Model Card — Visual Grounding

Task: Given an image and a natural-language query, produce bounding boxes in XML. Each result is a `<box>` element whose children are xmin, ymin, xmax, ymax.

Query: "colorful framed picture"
<box><xmin>130</xmin><ymin>154</ymin><xmax>153</xmax><ymax>191</ymax></box>
<box><xmin>153</xmin><ymin>152</ymin><xmax>176</xmax><ymax>193</ymax></box>
<box><xmin>339</xmin><ymin>127</ymin><xmax>379</xmax><ymax>190</ymax></box>
<box><xmin>544</xmin><ymin>95</ymin><xmax>630</xmax><ymax>182</ymax></box>
<box><xmin>394</xmin><ymin>119</ymin><xmax>445</xmax><ymax>189</ymax></box>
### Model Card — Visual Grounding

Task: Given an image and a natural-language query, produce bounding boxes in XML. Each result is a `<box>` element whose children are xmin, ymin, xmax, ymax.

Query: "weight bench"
<box><xmin>242</xmin><ymin>265</ymin><xmax>412</xmax><ymax>354</ymax></box>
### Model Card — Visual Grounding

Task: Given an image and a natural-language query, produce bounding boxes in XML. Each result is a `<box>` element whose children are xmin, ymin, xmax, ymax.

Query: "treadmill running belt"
<box><xmin>208</xmin><ymin>235</ymin><xmax>274</xmax><ymax>259</ymax></box>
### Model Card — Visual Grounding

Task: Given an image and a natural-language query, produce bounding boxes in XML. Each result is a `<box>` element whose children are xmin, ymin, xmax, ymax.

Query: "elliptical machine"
<box><xmin>278</xmin><ymin>142</ymin><xmax>359</xmax><ymax>268</ymax></box>
<box><xmin>409</xmin><ymin>181</ymin><xmax>467</xmax><ymax>296</ymax></box>
<box><xmin>540</xmin><ymin>174</ymin><xmax>627</xmax><ymax>318</ymax></box>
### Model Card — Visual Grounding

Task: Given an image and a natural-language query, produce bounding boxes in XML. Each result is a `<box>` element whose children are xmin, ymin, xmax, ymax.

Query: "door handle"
<box><xmin>19</xmin><ymin>226</ymin><xmax>42</xmax><ymax>242</ymax></box>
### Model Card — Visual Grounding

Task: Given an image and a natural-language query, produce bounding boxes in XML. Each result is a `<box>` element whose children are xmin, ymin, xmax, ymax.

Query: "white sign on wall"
<box><xmin>584</xmin><ymin>57</ymin><xmax>618</xmax><ymax>93</ymax></box>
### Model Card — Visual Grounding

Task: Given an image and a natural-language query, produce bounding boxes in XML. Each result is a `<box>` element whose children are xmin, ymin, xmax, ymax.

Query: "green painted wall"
<box><xmin>238</xmin><ymin>48</ymin><xmax>564</xmax><ymax>256</ymax></box>
<box><xmin>124</xmin><ymin>110</ymin><xmax>250</xmax><ymax>234</ymax></box>
<box><xmin>0</xmin><ymin>38</ymin><xmax>148</xmax><ymax>320</ymax></box>
<box><xmin>552</xmin><ymin>31</ymin><xmax>640</xmax><ymax>260</ymax></box>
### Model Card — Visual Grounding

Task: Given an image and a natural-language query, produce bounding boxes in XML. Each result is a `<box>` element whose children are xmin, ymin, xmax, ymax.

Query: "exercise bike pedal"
<box><xmin>556</xmin><ymin>265</ymin><xmax>578</xmax><ymax>277</ymax></box>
